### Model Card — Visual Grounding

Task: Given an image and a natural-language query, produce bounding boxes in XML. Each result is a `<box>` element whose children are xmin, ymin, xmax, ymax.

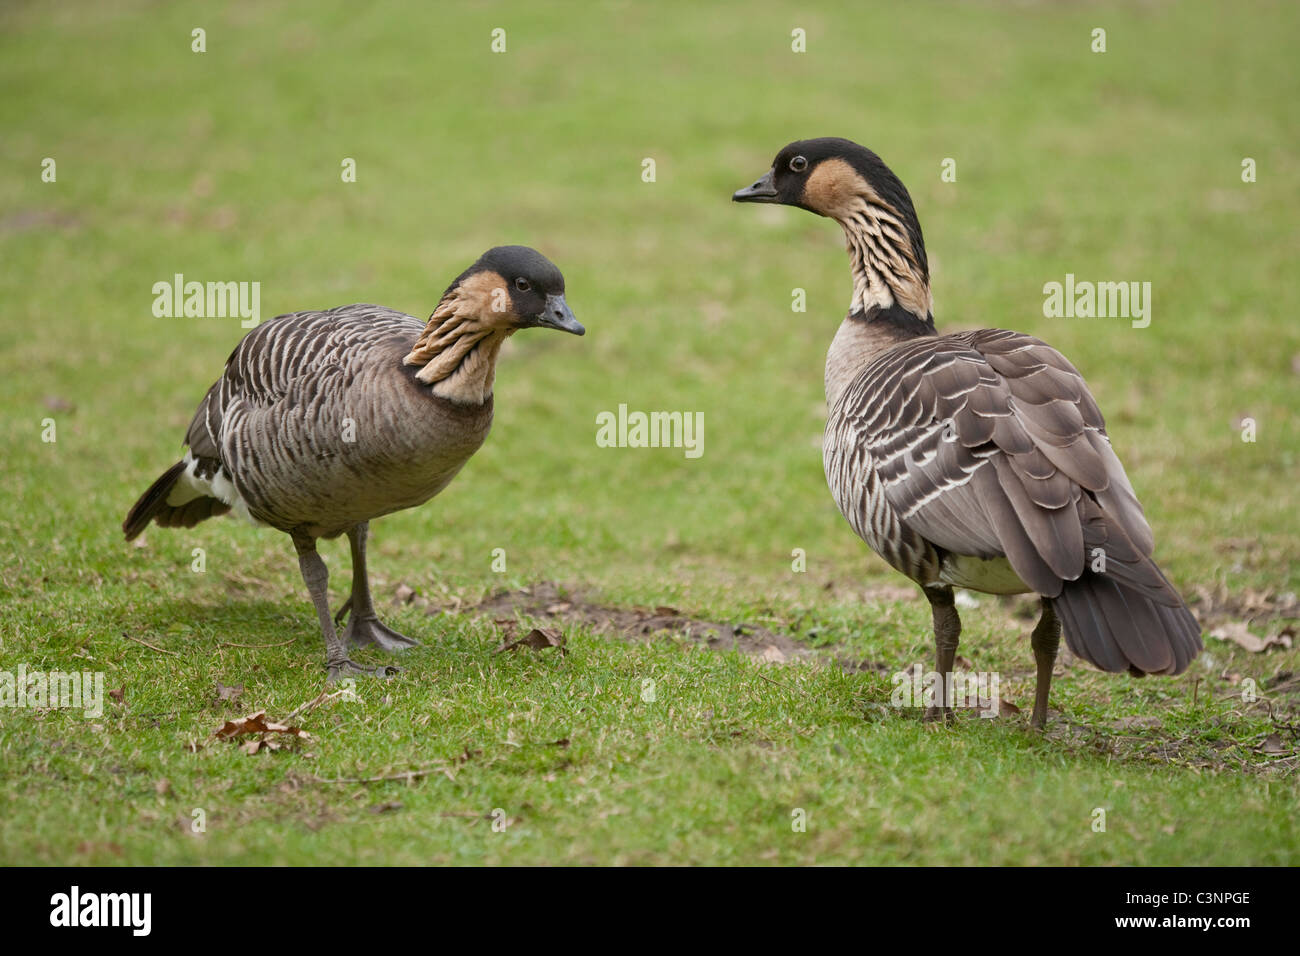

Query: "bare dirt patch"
<box><xmin>459</xmin><ymin>582</ymin><xmax>812</xmax><ymax>664</ymax></box>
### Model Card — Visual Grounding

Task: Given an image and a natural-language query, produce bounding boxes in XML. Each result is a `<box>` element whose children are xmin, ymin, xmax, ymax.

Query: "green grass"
<box><xmin>1</xmin><ymin>0</ymin><xmax>1297</xmax><ymax>865</ymax></box>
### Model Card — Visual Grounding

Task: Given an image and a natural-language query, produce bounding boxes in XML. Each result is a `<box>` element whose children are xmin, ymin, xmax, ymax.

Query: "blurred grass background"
<box><xmin>0</xmin><ymin>0</ymin><xmax>1296</xmax><ymax>865</ymax></box>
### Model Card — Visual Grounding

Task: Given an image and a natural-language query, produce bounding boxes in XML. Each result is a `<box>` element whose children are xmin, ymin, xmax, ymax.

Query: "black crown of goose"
<box><xmin>736</xmin><ymin>137</ymin><xmax>1201</xmax><ymax>728</ymax></box>
<box><xmin>735</xmin><ymin>137</ymin><xmax>927</xmax><ymax>260</ymax></box>
<box><xmin>457</xmin><ymin>244</ymin><xmax>582</xmax><ymax>335</ymax></box>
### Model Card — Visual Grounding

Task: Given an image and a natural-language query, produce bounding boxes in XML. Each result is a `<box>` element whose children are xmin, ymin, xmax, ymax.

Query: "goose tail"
<box><xmin>122</xmin><ymin>461</ymin><xmax>231</xmax><ymax>540</ymax></box>
<box><xmin>1054</xmin><ymin>563</ymin><xmax>1202</xmax><ymax>676</ymax></box>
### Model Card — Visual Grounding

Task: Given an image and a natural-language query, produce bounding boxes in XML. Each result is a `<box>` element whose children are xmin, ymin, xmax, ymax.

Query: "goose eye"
<box><xmin>515</xmin><ymin>277</ymin><xmax>531</xmax><ymax>292</ymax></box>
<box><xmin>789</xmin><ymin>155</ymin><xmax>808</xmax><ymax>173</ymax></box>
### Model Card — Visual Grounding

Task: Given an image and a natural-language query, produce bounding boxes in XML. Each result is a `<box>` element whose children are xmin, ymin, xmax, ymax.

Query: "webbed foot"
<box><xmin>342</xmin><ymin>614</ymin><xmax>421</xmax><ymax>652</ymax></box>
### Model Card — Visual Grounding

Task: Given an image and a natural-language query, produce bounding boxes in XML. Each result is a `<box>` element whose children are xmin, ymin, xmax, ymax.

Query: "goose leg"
<box><xmin>1030</xmin><ymin>597</ymin><xmax>1061</xmax><ymax>729</ymax></box>
<box><xmin>335</xmin><ymin>522</ymin><xmax>421</xmax><ymax>652</ymax></box>
<box><xmin>292</xmin><ymin>532</ymin><xmax>398</xmax><ymax>681</ymax></box>
<box><xmin>922</xmin><ymin>586</ymin><xmax>961</xmax><ymax>724</ymax></box>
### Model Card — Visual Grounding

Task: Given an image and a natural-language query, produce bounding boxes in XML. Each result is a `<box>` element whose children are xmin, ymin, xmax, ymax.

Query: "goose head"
<box><xmin>445</xmin><ymin>245</ymin><xmax>584</xmax><ymax>337</ymax></box>
<box><xmin>733</xmin><ymin>138</ymin><xmax>932</xmax><ymax>324</ymax></box>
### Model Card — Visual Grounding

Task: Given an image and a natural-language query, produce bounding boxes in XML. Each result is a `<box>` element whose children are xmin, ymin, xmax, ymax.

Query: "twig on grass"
<box><xmin>217</xmin><ymin>639</ymin><xmax>295</xmax><ymax>649</ymax></box>
<box><xmin>757</xmin><ymin>672</ymin><xmax>808</xmax><ymax>696</ymax></box>
<box><xmin>280</xmin><ymin>688</ymin><xmax>353</xmax><ymax>726</ymax></box>
<box><xmin>125</xmin><ymin>635</ymin><xmax>179</xmax><ymax>657</ymax></box>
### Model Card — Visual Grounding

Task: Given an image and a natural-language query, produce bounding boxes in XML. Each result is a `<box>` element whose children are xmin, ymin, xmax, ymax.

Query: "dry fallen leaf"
<box><xmin>1209</xmin><ymin>621</ymin><xmax>1294</xmax><ymax>654</ymax></box>
<box><xmin>212</xmin><ymin>710</ymin><xmax>311</xmax><ymax>751</ymax></box>
<box><xmin>108</xmin><ymin>685</ymin><xmax>125</xmax><ymax>703</ymax></box>
<box><xmin>493</xmin><ymin>627</ymin><xmax>567</xmax><ymax>656</ymax></box>
<box><xmin>395</xmin><ymin>584</ymin><xmax>415</xmax><ymax>604</ymax></box>
<box><xmin>215</xmin><ymin>681</ymin><xmax>244</xmax><ymax>704</ymax></box>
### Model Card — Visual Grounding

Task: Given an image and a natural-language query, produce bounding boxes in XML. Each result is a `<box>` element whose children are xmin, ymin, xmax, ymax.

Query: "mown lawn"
<box><xmin>0</xmin><ymin>0</ymin><xmax>1296</xmax><ymax>865</ymax></box>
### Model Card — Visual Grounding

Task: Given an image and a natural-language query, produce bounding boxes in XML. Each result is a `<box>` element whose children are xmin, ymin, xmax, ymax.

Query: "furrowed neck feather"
<box><xmin>835</xmin><ymin>192</ymin><xmax>934</xmax><ymax>332</ymax></box>
<box><xmin>823</xmin><ymin>194</ymin><xmax>937</xmax><ymax>409</ymax></box>
<box><xmin>403</xmin><ymin>276</ymin><xmax>512</xmax><ymax>405</ymax></box>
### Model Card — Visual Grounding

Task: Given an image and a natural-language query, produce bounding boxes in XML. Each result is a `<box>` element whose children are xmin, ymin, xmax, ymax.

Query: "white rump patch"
<box><xmin>167</xmin><ymin>450</ymin><xmax>263</xmax><ymax>526</ymax></box>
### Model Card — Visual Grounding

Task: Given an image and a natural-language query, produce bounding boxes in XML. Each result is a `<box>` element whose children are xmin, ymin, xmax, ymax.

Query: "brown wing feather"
<box><xmin>839</xmin><ymin>328</ymin><xmax>1153</xmax><ymax>591</ymax></box>
<box><xmin>832</xmin><ymin>326</ymin><xmax>1198</xmax><ymax>675</ymax></box>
